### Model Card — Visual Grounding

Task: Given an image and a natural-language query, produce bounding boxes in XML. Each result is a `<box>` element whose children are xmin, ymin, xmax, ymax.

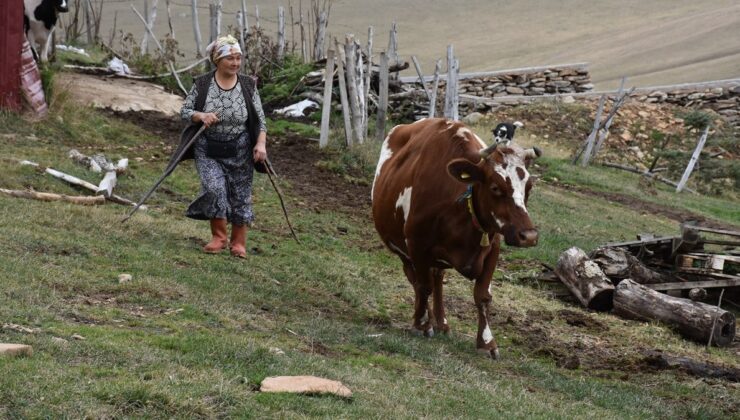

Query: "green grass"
<box><xmin>0</xmin><ymin>95</ymin><xmax>738</xmax><ymax>418</ymax></box>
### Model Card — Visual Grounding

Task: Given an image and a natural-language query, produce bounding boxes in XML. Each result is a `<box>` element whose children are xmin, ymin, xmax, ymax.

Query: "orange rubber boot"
<box><xmin>203</xmin><ymin>218</ymin><xmax>228</xmax><ymax>253</ymax></box>
<box><xmin>230</xmin><ymin>224</ymin><xmax>248</xmax><ymax>258</ymax></box>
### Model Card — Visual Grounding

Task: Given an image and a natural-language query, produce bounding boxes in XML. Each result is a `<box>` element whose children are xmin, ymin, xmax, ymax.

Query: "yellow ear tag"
<box><xmin>460</xmin><ymin>173</ymin><xmax>470</xmax><ymax>179</ymax></box>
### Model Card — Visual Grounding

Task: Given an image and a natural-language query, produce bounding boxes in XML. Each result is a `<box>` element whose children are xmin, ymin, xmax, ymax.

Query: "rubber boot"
<box><xmin>203</xmin><ymin>218</ymin><xmax>228</xmax><ymax>253</ymax></box>
<box><xmin>230</xmin><ymin>224</ymin><xmax>248</xmax><ymax>258</ymax></box>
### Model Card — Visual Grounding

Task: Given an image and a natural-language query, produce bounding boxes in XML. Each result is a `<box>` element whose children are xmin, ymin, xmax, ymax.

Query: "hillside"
<box><xmin>0</xmin><ymin>71</ymin><xmax>738</xmax><ymax>417</ymax></box>
<box><xmin>96</xmin><ymin>0</ymin><xmax>740</xmax><ymax>89</ymax></box>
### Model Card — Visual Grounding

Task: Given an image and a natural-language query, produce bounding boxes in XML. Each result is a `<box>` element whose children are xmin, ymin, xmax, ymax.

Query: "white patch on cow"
<box><xmin>61</xmin><ymin>0</ymin><xmax>68</xmax><ymax>8</ymax></box>
<box><xmin>455</xmin><ymin>127</ymin><xmax>472</xmax><ymax>141</ymax></box>
<box><xmin>482</xmin><ymin>324</ymin><xmax>493</xmax><ymax>344</ymax></box>
<box><xmin>513</xmin><ymin>121</ymin><xmax>524</xmax><ymax>128</ymax></box>
<box><xmin>395</xmin><ymin>187</ymin><xmax>413</xmax><ymax>223</ymax></box>
<box><xmin>420</xmin><ymin>310</ymin><xmax>429</xmax><ymax>325</ymax></box>
<box><xmin>491</xmin><ymin>212</ymin><xmax>504</xmax><ymax>229</ymax></box>
<box><xmin>436</xmin><ymin>259</ymin><xmax>452</xmax><ymax>266</ymax></box>
<box><xmin>493</xmin><ymin>156</ymin><xmax>530</xmax><ymax>214</ymax></box>
<box><xmin>371</xmin><ymin>135</ymin><xmax>394</xmax><ymax>201</ymax></box>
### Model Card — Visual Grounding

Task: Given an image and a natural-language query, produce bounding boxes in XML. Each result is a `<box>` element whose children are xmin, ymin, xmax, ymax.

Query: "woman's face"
<box><xmin>217</xmin><ymin>54</ymin><xmax>242</xmax><ymax>76</ymax></box>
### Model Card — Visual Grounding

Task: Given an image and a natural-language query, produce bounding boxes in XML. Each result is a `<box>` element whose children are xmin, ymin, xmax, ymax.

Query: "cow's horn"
<box><xmin>524</xmin><ymin>146</ymin><xmax>542</xmax><ymax>159</ymax></box>
<box><xmin>479</xmin><ymin>142</ymin><xmax>499</xmax><ymax>158</ymax></box>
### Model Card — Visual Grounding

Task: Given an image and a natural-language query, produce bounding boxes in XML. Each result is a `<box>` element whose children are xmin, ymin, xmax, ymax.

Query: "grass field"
<box><xmin>1</xmin><ymin>78</ymin><xmax>738</xmax><ymax>417</ymax></box>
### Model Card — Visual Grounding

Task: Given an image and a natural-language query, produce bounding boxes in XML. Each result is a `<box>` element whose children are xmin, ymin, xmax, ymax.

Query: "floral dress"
<box><xmin>180</xmin><ymin>76</ymin><xmax>267</xmax><ymax>226</ymax></box>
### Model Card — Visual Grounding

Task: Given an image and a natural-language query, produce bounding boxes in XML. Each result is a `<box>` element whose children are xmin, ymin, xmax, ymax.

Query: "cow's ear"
<box><xmin>447</xmin><ymin>159</ymin><xmax>484</xmax><ymax>184</ymax></box>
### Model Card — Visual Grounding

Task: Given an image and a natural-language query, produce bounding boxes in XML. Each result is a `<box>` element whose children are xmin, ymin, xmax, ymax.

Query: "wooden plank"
<box><xmin>644</xmin><ymin>279</ymin><xmax>740</xmax><ymax>291</ymax></box>
<box><xmin>334</xmin><ymin>39</ymin><xmax>352</xmax><ymax>146</ymax></box>
<box><xmin>376</xmin><ymin>51</ymin><xmax>389</xmax><ymax>142</ymax></box>
<box><xmin>676</xmin><ymin>126</ymin><xmax>710</xmax><ymax>193</ymax></box>
<box><xmin>319</xmin><ymin>49</ymin><xmax>335</xmax><ymax>148</ymax></box>
<box><xmin>684</xmin><ymin>225</ymin><xmax>740</xmax><ymax>238</ymax></box>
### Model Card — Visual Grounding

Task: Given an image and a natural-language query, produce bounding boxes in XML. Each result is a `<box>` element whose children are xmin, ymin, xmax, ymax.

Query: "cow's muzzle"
<box><xmin>502</xmin><ymin>226</ymin><xmax>538</xmax><ymax>247</ymax></box>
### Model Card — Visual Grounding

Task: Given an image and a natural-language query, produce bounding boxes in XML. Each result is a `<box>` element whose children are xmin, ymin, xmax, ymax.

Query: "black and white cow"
<box><xmin>24</xmin><ymin>0</ymin><xmax>69</xmax><ymax>63</ymax></box>
<box><xmin>492</xmin><ymin>121</ymin><xmax>524</xmax><ymax>144</ymax></box>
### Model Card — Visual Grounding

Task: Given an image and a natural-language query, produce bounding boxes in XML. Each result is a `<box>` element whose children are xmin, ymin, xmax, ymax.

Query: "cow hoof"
<box><xmin>477</xmin><ymin>347</ymin><xmax>501</xmax><ymax>360</ymax></box>
<box><xmin>425</xmin><ymin>327</ymin><xmax>435</xmax><ymax>338</ymax></box>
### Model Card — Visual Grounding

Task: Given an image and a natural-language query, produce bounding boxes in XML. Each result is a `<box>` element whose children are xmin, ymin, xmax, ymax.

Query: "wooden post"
<box><xmin>429</xmin><ymin>59</ymin><xmax>441</xmax><ymax>118</ymax></box>
<box><xmin>255</xmin><ymin>4</ymin><xmax>260</xmax><ymax>29</ymax></box>
<box><xmin>192</xmin><ymin>0</ymin><xmax>203</xmax><ymax>57</ymax></box>
<box><xmin>593</xmin><ymin>77</ymin><xmax>626</xmax><ymax>156</ymax></box>
<box><xmin>165</xmin><ymin>0</ymin><xmax>175</xmax><ymax>38</ymax></box>
<box><xmin>277</xmin><ymin>6</ymin><xmax>285</xmax><ymax>60</ymax></box>
<box><xmin>387</xmin><ymin>22</ymin><xmax>397</xmax><ymax>66</ymax></box>
<box><xmin>345</xmin><ymin>35</ymin><xmax>363</xmax><ymax>144</ymax></box>
<box><xmin>319</xmin><ymin>49</ymin><xmax>336</xmax><ymax>148</ymax></box>
<box><xmin>376</xmin><ymin>51</ymin><xmax>389</xmax><ymax>142</ymax></box>
<box><xmin>289</xmin><ymin>2</ymin><xmax>295</xmax><ymax>53</ymax></box>
<box><xmin>579</xmin><ymin>94</ymin><xmax>606</xmax><ymax>166</ymax></box>
<box><xmin>299</xmin><ymin>10</ymin><xmax>307</xmax><ymax>62</ymax></box>
<box><xmin>411</xmin><ymin>55</ymin><xmax>431</xmax><ymax>102</ymax></box>
<box><xmin>108</xmin><ymin>10</ymin><xmax>118</xmax><ymax>46</ymax></box>
<box><xmin>364</xmin><ymin>26</ymin><xmax>373</xmax><ymax>139</ymax></box>
<box><xmin>334</xmin><ymin>39</ymin><xmax>352</xmax><ymax>146</ymax></box>
<box><xmin>676</xmin><ymin>126</ymin><xmax>710</xmax><ymax>193</ymax></box>
<box><xmin>84</xmin><ymin>0</ymin><xmax>93</xmax><ymax>45</ymax></box>
<box><xmin>356</xmin><ymin>41</ymin><xmax>366</xmax><ymax>140</ymax></box>
<box><xmin>444</xmin><ymin>45</ymin><xmax>454</xmax><ymax>118</ymax></box>
<box><xmin>614</xmin><ymin>279</ymin><xmax>735</xmax><ymax>347</ymax></box>
<box><xmin>314</xmin><ymin>11</ymin><xmax>327</xmax><ymax>61</ymax></box>
<box><xmin>141</xmin><ymin>0</ymin><xmax>158</xmax><ymax>54</ymax></box>
<box><xmin>555</xmin><ymin>247</ymin><xmax>615</xmax><ymax>311</ymax></box>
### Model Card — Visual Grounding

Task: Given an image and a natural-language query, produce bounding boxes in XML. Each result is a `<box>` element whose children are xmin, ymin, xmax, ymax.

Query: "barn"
<box><xmin>0</xmin><ymin>0</ymin><xmax>24</xmax><ymax>111</ymax></box>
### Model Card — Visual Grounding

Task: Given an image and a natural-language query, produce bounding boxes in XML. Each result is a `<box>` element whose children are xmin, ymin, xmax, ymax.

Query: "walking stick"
<box><xmin>263</xmin><ymin>158</ymin><xmax>300</xmax><ymax>244</ymax></box>
<box><xmin>121</xmin><ymin>125</ymin><xmax>207</xmax><ymax>223</ymax></box>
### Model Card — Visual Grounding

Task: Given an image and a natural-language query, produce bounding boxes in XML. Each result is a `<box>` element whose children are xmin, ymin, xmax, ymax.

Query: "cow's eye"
<box><xmin>490</xmin><ymin>184</ymin><xmax>503</xmax><ymax>196</ymax></box>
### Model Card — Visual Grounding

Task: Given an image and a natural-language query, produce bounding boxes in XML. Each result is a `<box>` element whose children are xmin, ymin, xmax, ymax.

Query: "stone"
<box><xmin>562</xmin><ymin>96</ymin><xmax>576</xmax><ymax>104</ymax></box>
<box><xmin>463</xmin><ymin>112</ymin><xmax>485</xmax><ymax>124</ymax></box>
<box><xmin>260</xmin><ymin>376</ymin><xmax>352</xmax><ymax>398</ymax></box>
<box><xmin>118</xmin><ymin>273</ymin><xmax>132</xmax><ymax>283</ymax></box>
<box><xmin>52</xmin><ymin>337</ymin><xmax>69</xmax><ymax>347</ymax></box>
<box><xmin>506</xmin><ymin>86</ymin><xmax>525</xmax><ymax>95</ymax></box>
<box><xmin>578</xmin><ymin>83</ymin><xmax>594</xmax><ymax>90</ymax></box>
<box><xmin>71</xmin><ymin>334</ymin><xmax>86</xmax><ymax>341</ymax></box>
<box><xmin>0</xmin><ymin>343</ymin><xmax>33</xmax><ymax>357</ymax></box>
<box><xmin>269</xmin><ymin>347</ymin><xmax>285</xmax><ymax>355</ymax></box>
<box><xmin>620</xmin><ymin>131</ymin><xmax>633</xmax><ymax>141</ymax></box>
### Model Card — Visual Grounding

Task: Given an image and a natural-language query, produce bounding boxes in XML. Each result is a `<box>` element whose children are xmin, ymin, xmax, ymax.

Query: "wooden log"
<box><xmin>429</xmin><ymin>59</ymin><xmax>441</xmax><ymax>118</ymax></box>
<box><xmin>676</xmin><ymin>126</ymin><xmax>710</xmax><ymax>193</ymax></box>
<box><xmin>614</xmin><ymin>279</ymin><xmax>735</xmax><ymax>347</ymax></box>
<box><xmin>334</xmin><ymin>39</ymin><xmax>352</xmax><ymax>146</ymax></box>
<box><xmin>314</xmin><ymin>11</ymin><xmax>327</xmax><ymax>61</ymax></box>
<box><xmin>555</xmin><ymin>247</ymin><xmax>614</xmax><ymax>311</ymax></box>
<box><xmin>0</xmin><ymin>188</ymin><xmax>106</xmax><ymax>205</ymax></box>
<box><xmin>601</xmin><ymin>162</ymin><xmax>698</xmax><ymax>194</ymax></box>
<box><xmin>319</xmin><ymin>49</ymin><xmax>335</xmax><ymax>148</ymax></box>
<box><xmin>376</xmin><ymin>51</ymin><xmax>389</xmax><ymax>142</ymax></box>
<box><xmin>191</xmin><ymin>0</ymin><xmax>203</xmax><ymax>56</ymax></box>
<box><xmin>589</xmin><ymin>247</ymin><xmax>669</xmax><ymax>284</ymax></box>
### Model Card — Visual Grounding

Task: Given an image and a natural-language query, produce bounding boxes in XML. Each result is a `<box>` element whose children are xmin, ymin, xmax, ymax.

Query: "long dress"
<box><xmin>180</xmin><ymin>75</ymin><xmax>267</xmax><ymax>226</ymax></box>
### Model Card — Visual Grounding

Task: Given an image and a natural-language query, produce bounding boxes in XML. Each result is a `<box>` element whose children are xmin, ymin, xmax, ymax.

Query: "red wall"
<box><xmin>0</xmin><ymin>0</ymin><xmax>24</xmax><ymax>111</ymax></box>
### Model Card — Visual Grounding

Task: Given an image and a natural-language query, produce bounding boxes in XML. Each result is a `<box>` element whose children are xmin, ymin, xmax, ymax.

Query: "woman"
<box><xmin>180</xmin><ymin>34</ymin><xmax>268</xmax><ymax>258</ymax></box>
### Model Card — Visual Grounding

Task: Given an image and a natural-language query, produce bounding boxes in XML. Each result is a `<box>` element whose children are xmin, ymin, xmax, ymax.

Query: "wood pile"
<box><xmin>543</xmin><ymin>223</ymin><xmax>739</xmax><ymax>347</ymax></box>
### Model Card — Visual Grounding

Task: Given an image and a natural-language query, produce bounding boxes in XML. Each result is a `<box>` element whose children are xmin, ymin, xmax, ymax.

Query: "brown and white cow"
<box><xmin>372</xmin><ymin>118</ymin><xmax>540</xmax><ymax>359</ymax></box>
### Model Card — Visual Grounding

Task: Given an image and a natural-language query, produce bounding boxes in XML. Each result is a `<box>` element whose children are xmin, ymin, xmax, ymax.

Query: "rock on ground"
<box><xmin>0</xmin><ymin>343</ymin><xmax>33</xmax><ymax>357</ymax></box>
<box><xmin>260</xmin><ymin>376</ymin><xmax>352</xmax><ymax>398</ymax></box>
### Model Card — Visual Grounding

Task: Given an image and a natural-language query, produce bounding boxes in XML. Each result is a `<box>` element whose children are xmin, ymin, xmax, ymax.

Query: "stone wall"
<box><xmin>632</xmin><ymin>83</ymin><xmax>740</xmax><ymax>128</ymax></box>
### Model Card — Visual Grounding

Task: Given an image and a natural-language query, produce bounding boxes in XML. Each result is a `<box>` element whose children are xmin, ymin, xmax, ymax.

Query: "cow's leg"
<box><xmin>431</xmin><ymin>268</ymin><xmax>450</xmax><ymax>334</ymax></box>
<box><xmin>411</xmin><ymin>263</ymin><xmax>434</xmax><ymax>337</ymax></box>
<box><xmin>473</xmin><ymin>239</ymin><xmax>501</xmax><ymax>359</ymax></box>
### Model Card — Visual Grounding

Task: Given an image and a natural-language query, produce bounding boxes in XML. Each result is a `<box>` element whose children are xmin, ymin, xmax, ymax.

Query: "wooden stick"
<box><xmin>577</xmin><ymin>94</ymin><xmax>606</xmax><ymax>166</ymax></box>
<box><xmin>601</xmin><ymin>162</ymin><xmax>698</xmax><ymax>194</ymax></box>
<box><xmin>364</xmin><ymin>26</ymin><xmax>373</xmax><ymax>139</ymax></box>
<box><xmin>319</xmin><ymin>49</ymin><xmax>335</xmax><ymax>148</ymax></box>
<box><xmin>593</xmin><ymin>77</ymin><xmax>626</xmax><ymax>156</ymax></box>
<box><xmin>0</xmin><ymin>188</ymin><xmax>105</xmax><ymax>205</ymax></box>
<box><xmin>429</xmin><ymin>59</ymin><xmax>441</xmax><ymax>118</ymax></box>
<box><xmin>264</xmin><ymin>159</ymin><xmax>300</xmax><ymax>244</ymax></box>
<box><xmin>411</xmin><ymin>55</ymin><xmax>431</xmax><ymax>102</ymax></box>
<box><xmin>314</xmin><ymin>11</ymin><xmax>327</xmax><ymax>61</ymax></box>
<box><xmin>376</xmin><ymin>51</ymin><xmax>389</xmax><ymax>142</ymax></box>
<box><xmin>676</xmin><ymin>126</ymin><xmax>710</xmax><ymax>193</ymax></box>
<box><xmin>131</xmin><ymin>5</ymin><xmax>188</xmax><ymax>95</ymax></box>
<box><xmin>334</xmin><ymin>39</ymin><xmax>352</xmax><ymax>146</ymax></box>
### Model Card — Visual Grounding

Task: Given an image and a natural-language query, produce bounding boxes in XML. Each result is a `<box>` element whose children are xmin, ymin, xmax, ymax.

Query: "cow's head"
<box><xmin>447</xmin><ymin>142</ymin><xmax>541</xmax><ymax>247</ymax></box>
<box><xmin>54</xmin><ymin>0</ymin><xmax>69</xmax><ymax>13</ymax></box>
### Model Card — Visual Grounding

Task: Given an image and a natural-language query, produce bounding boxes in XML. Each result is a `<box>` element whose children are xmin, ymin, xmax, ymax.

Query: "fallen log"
<box><xmin>641</xmin><ymin>350</ymin><xmax>740</xmax><ymax>382</ymax></box>
<box><xmin>555</xmin><ymin>247</ymin><xmax>614</xmax><ymax>311</ymax></box>
<box><xmin>0</xmin><ymin>188</ymin><xmax>106</xmax><ymax>205</ymax></box>
<box><xmin>590</xmin><ymin>247</ymin><xmax>669</xmax><ymax>284</ymax></box>
<box><xmin>613</xmin><ymin>279</ymin><xmax>736</xmax><ymax>347</ymax></box>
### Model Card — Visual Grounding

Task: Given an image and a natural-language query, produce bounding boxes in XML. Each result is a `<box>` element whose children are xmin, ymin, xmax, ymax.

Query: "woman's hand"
<box><xmin>253</xmin><ymin>140</ymin><xmax>267</xmax><ymax>163</ymax></box>
<box><xmin>194</xmin><ymin>112</ymin><xmax>219</xmax><ymax>127</ymax></box>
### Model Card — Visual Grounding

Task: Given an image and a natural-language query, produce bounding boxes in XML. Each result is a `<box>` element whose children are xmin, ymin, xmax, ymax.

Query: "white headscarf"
<box><xmin>206</xmin><ymin>34</ymin><xmax>242</xmax><ymax>64</ymax></box>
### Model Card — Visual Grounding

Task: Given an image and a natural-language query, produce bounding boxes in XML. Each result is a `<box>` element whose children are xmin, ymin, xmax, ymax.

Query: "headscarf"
<box><xmin>206</xmin><ymin>34</ymin><xmax>242</xmax><ymax>64</ymax></box>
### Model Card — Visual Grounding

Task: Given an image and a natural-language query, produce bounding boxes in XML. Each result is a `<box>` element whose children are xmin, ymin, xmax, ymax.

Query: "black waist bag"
<box><xmin>206</xmin><ymin>139</ymin><xmax>238</xmax><ymax>159</ymax></box>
